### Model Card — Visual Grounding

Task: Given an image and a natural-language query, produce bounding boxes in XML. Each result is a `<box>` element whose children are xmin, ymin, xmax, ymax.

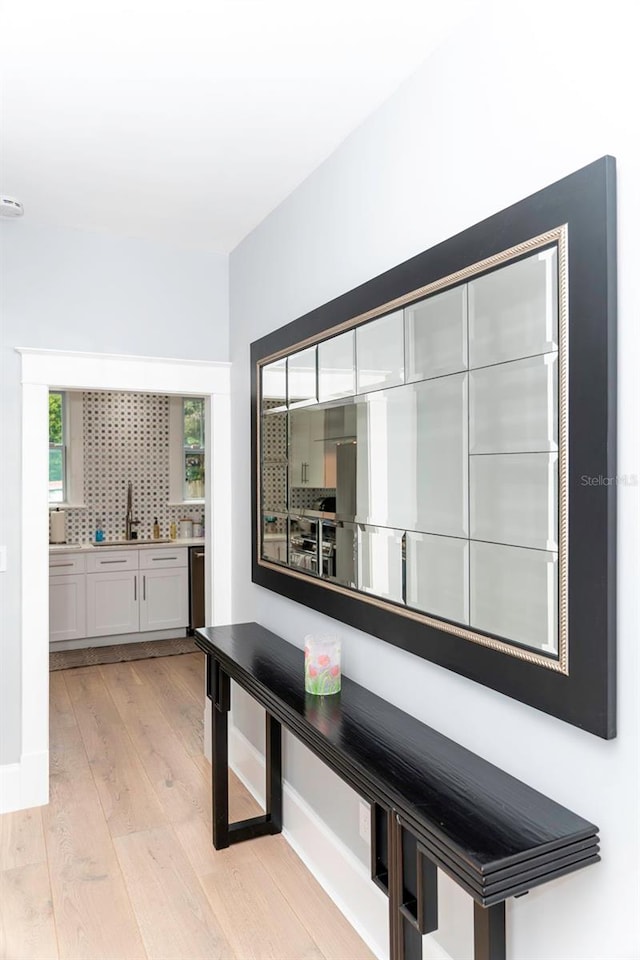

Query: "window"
<box><xmin>49</xmin><ymin>391</ymin><xmax>66</xmax><ymax>503</ymax></box>
<box><xmin>169</xmin><ymin>396</ymin><xmax>206</xmax><ymax>503</ymax></box>
<box><xmin>183</xmin><ymin>397</ymin><xmax>205</xmax><ymax>500</ymax></box>
<box><xmin>48</xmin><ymin>390</ymin><xmax>84</xmax><ymax>506</ymax></box>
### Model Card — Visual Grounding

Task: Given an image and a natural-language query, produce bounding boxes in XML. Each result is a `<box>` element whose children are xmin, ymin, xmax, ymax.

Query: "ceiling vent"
<box><xmin>0</xmin><ymin>197</ymin><xmax>24</xmax><ymax>218</ymax></box>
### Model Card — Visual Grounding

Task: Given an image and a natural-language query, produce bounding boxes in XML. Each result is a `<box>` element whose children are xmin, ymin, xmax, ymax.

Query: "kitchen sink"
<box><xmin>94</xmin><ymin>538</ymin><xmax>174</xmax><ymax>546</ymax></box>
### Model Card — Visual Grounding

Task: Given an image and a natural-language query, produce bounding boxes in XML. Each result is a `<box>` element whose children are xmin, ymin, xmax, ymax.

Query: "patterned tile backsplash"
<box><xmin>54</xmin><ymin>391</ymin><xmax>204</xmax><ymax>544</ymax></box>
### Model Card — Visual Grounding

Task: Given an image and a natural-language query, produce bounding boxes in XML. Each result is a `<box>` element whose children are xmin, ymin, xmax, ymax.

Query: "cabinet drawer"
<box><xmin>49</xmin><ymin>554</ymin><xmax>86</xmax><ymax>576</ymax></box>
<box><xmin>139</xmin><ymin>547</ymin><xmax>187</xmax><ymax>569</ymax></box>
<box><xmin>86</xmin><ymin>550</ymin><xmax>139</xmax><ymax>573</ymax></box>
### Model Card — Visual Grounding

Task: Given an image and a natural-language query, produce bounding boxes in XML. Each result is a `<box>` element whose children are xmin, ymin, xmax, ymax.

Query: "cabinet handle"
<box><xmin>151</xmin><ymin>556</ymin><xmax>178</xmax><ymax>561</ymax></box>
<box><xmin>134</xmin><ymin>575</ymin><xmax>137</xmax><ymax>601</ymax></box>
<box><xmin>51</xmin><ymin>562</ymin><xmax>74</xmax><ymax>568</ymax></box>
<box><xmin>194</xmin><ymin>552</ymin><xmax>205</xmax><ymax>558</ymax></box>
<box><xmin>143</xmin><ymin>575</ymin><xmax>146</xmax><ymax>601</ymax></box>
<box><xmin>101</xmin><ymin>559</ymin><xmax>127</xmax><ymax>564</ymax></box>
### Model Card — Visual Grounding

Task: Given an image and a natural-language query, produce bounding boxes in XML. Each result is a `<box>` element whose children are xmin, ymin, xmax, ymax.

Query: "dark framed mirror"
<box><xmin>251</xmin><ymin>156</ymin><xmax>617</xmax><ymax>738</ymax></box>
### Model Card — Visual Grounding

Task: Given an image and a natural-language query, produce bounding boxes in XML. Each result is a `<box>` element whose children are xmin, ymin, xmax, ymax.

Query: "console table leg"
<box><xmin>388</xmin><ymin>813</ymin><xmax>423</xmax><ymax>960</ymax></box>
<box><xmin>266</xmin><ymin>714</ymin><xmax>282</xmax><ymax>833</ymax></box>
<box><xmin>211</xmin><ymin>661</ymin><xmax>231</xmax><ymax>850</ymax></box>
<box><xmin>474</xmin><ymin>902</ymin><xmax>506</xmax><ymax>960</ymax></box>
<box><xmin>388</xmin><ymin>811</ymin><xmax>402</xmax><ymax>960</ymax></box>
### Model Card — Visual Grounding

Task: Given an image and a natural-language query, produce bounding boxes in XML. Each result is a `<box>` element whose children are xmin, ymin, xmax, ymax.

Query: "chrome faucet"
<box><xmin>125</xmin><ymin>481</ymin><xmax>140</xmax><ymax>540</ymax></box>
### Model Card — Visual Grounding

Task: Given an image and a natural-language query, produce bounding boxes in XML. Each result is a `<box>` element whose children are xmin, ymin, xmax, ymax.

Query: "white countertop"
<box><xmin>49</xmin><ymin>538</ymin><xmax>205</xmax><ymax>554</ymax></box>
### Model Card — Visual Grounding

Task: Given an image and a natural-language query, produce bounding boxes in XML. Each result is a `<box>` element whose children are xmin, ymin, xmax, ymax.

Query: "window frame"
<box><xmin>48</xmin><ymin>390</ymin><xmax>84</xmax><ymax>508</ymax></box>
<box><xmin>48</xmin><ymin>390</ymin><xmax>66</xmax><ymax>504</ymax></box>
<box><xmin>169</xmin><ymin>395</ymin><xmax>206</xmax><ymax>505</ymax></box>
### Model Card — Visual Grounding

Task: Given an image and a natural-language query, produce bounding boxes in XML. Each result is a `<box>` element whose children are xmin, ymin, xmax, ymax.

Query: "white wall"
<box><xmin>0</xmin><ymin>221</ymin><xmax>228</xmax><ymax>763</ymax></box>
<box><xmin>229</xmin><ymin>3</ymin><xmax>640</xmax><ymax>958</ymax></box>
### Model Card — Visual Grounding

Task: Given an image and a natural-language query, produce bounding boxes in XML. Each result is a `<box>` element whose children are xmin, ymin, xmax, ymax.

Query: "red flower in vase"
<box><xmin>317</xmin><ymin>654</ymin><xmax>330</xmax><ymax>667</ymax></box>
<box><xmin>308</xmin><ymin>666</ymin><xmax>318</xmax><ymax>677</ymax></box>
<box><xmin>330</xmin><ymin>665</ymin><xmax>340</xmax><ymax>677</ymax></box>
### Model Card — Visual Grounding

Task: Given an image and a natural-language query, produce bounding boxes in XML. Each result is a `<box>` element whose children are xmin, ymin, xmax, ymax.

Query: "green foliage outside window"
<box><xmin>184</xmin><ymin>397</ymin><xmax>205</xmax><ymax>498</ymax></box>
<box><xmin>184</xmin><ymin>398</ymin><xmax>205</xmax><ymax>449</ymax></box>
<box><xmin>49</xmin><ymin>391</ymin><xmax>65</xmax><ymax>501</ymax></box>
<box><xmin>49</xmin><ymin>391</ymin><xmax>63</xmax><ymax>444</ymax></box>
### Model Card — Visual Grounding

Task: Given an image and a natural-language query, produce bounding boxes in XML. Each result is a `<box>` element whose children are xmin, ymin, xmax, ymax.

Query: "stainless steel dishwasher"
<box><xmin>188</xmin><ymin>545</ymin><xmax>205</xmax><ymax>632</ymax></box>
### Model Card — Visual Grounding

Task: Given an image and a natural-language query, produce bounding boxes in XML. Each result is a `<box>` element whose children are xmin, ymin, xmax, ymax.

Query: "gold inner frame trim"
<box><xmin>256</xmin><ymin>225</ymin><xmax>569</xmax><ymax>674</ymax></box>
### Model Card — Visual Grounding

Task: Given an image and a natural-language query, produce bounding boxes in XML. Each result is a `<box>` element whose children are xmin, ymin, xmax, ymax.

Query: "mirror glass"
<box><xmin>356</xmin><ymin>310</ymin><xmax>405</xmax><ymax>393</ymax></box>
<box><xmin>318</xmin><ymin>331</ymin><xmax>355</xmax><ymax>401</ymax></box>
<box><xmin>288</xmin><ymin>346</ymin><xmax>317</xmax><ymax>407</ymax></box>
<box><xmin>259</xmin><ymin>245</ymin><xmax>560</xmax><ymax>658</ymax></box>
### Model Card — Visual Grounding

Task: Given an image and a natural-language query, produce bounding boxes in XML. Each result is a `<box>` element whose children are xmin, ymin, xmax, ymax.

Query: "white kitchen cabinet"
<box><xmin>49</xmin><ymin>553</ymin><xmax>86</xmax><ymax>644</ymax></box>
<box><xmin>262</xmin><ymin>536</ymin><xmax>287</xmax><ymax>563</ymax></box>
<box><xmin>49</xmin><ymin>574</ymin><xmax>87</xmax><ymax>642</ymax></box>
<box><xmin>86</xmin><ymin>550</ymin><xmax>139</xmax><ymax>573</ymax></box>
<box><xmin>289</xmin><ymin>408</ymin><xmax>327</xmax><ymax>487</ymax></box>
<box><xmin>50</xmin><ymin>544</ymin><xmax>192</xmax><ymax>645</ymax></box>
<box><xmin>139</xmin><ymin>566</ymin><xmax>189</xmax><ymax>631</ymax></box>
<box><xmin>139</xmin><ymin>546</ymin><xmax>187</xmax><ymax>569</ymax></box>
<box><xmin>86</xmin><ymin>569</ymin><xmax>140</xmax><ymax>637</ymax></box>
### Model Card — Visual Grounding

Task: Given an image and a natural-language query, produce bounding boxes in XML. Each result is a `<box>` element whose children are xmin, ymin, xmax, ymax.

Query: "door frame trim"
<box><xmin>7</xmin><ymin>348</ymin><xmax>231</xmax><ymax>813</ymax></box>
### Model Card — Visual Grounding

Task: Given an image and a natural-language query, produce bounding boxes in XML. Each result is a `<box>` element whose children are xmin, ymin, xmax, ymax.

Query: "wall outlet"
<box><xmin>0</xmin><ymin>546</ymin><xmax>6</xmax><ymax>572</ymax></box>
<box><xmin>358</xmin><ymin>800</ymin><xmax>371</xmax><ymax>843</ymax></box>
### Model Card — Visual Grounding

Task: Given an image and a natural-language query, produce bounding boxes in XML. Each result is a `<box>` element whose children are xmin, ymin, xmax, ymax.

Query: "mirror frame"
<box><xmin>251</xmin><ymin>156</ymin><xmax>617</xmax><ymax>738</ymax></box>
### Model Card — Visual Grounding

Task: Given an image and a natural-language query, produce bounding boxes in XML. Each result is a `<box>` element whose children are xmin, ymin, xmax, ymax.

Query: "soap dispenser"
<box><xmin>153</xmin><ymin>517</ymin><xmax>160</xmax><ymax>539</ymax></box>
<box><xmin>95</xmin><ymin>521</ymin><xmax>105</xmax><ymax>543</ymax></box>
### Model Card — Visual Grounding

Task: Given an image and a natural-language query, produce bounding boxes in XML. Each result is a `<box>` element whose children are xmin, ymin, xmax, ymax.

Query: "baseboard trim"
<box><xmin>227</xmin><ymin>722</ymin><xmax>456</xmax><ymax>960</ymax></box>
<box><xmin>0</xmin><ymin>750</ymin><xmax>49</xmax><ymax>813</ymax></box>
<box><xmin>228</xmin><ymin>721</ymin><xmax>388</xmax><ymax>960</ymax></box>
<box><xmin>49</xmin><ymin>628</ymin><xmax>187</xmax><ymax>651</ymax></box>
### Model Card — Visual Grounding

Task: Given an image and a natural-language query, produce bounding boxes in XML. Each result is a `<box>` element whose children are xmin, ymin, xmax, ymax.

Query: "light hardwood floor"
<box><xmin>0</xmin><ymin>653</ymin><xmax>375</xmax><ymax>960</ymax></box>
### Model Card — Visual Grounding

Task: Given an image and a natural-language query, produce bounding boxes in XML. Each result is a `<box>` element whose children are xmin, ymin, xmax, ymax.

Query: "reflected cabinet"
<box><xmin>251</xmin><ymin>157</ymin><xmax>617</xmax><ymax>738</ymax></box>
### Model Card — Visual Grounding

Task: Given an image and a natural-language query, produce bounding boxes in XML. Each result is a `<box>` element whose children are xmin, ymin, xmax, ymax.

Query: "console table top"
<box><xmin>196</xmin><ymin>622</ymin><xmax>599</xmax><ymax>900</ymax></box>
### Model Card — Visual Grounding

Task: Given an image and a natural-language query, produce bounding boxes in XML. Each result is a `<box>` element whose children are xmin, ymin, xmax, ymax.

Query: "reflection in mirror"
<box><xmin>356</xmin><ymin>310</ymin><xmax>404</xmax><ymax>393</ymax></box>
<box><xmin>289</xmin><ymin>515</ymin><xmax>318</xmax><ymax>573</ymax></box>
<box><xmin>469</xmin><ymin>353</ymin><xmax>558</xmax><ymax>454</ymax></box>
<box><xmin>262</xmin><ymin>513</ymin><xmax>287</xmax><ymax>564</ymax></box>
<box><xmin>357</xmin><ymin>525</ymin><xmax>404</xmax><ymax>603</ymax></box>
<box><xmin>261</xmin><ymin>357</ymin><xmax>288</xmax><ymax>523</ymax></box>
<box><xmin>318</xmin><ymin>331</ymin><xmax>355</xmax><ymax>401</ymax></box>
<box><xmin>289</xmin><ymin>407</ymin><xmax>332</xmax><ymax>489</ymax></box>
<box><xmin>258</xmin><ymin>237</ymin><xmax>561</xmax><ymax>659</ymax></box>
<box><xmin>334</xmin><ymin>522</ymin><xmax>357</xmax><ymax>588</ymax></box>
<box><xmin>288</xmin><ymin>346</ymin><xmax>317</xmax><ymax>407</ymax></box>
<box><xmin>470</xmin><ymin>453</ymin><xmax>558</xmax><ymax>551</ymax></box>
<box><xmin>469</xmin><ymin>248</ymin><xmax>558</xmax><ymax>367</ymax></box>
<box><xmin>261</xmin><ymin>357</ymin><xmax>287</xmax><ymax>410</ymax></box>
<box><xmin>261</xmin><ymin>463</ymin><xmax>288</xmax><ymax>513</ymax></box>
<box><xmin>470</xmin><ymin>541</ymin><xmax>558</xmax><ymax>652</ymax></box>
<box><xmin>355</xmin><ymin>376</ymin><xmax>468</xmax><ymax>537</ymax></box>
<box><xmin>405</xmin><ymin>285</ymin><xmax>467</xmax><ymax>381</ymax></box>
<box><xmin>406</xmin><ymin>532</ymin><xmax>469</xmax><ymax>624</ymax></box>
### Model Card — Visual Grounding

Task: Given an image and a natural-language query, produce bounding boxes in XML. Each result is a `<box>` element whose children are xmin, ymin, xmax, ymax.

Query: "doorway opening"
<box><xmin>16</xmin><ymin>348</ymin><xmax>231</xmax><ymax>811</ymax></box>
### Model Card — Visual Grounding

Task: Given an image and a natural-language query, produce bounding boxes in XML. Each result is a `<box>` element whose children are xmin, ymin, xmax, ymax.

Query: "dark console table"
<box><xmin>195</xmin><ymin>623</ymin><xmax>600</xmax><ymax>960</ymax></box>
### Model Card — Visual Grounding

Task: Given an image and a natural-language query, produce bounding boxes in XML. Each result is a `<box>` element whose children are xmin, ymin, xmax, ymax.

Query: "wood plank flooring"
<box><xmin>0</xmin><ymin>653</ymin><xmax>376</xmax><ymax>960</ymax></box>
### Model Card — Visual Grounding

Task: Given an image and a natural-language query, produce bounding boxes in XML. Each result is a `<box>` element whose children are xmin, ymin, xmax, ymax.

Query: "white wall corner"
<box><xmin>227</xmin><ymin>720</ymin><xmax>455</xmax><ymax>960</ymax></box>
<box><xmin>0</xmin><ymin>751</ymin><xmax>49</xmax><ymax>814</ymax></box>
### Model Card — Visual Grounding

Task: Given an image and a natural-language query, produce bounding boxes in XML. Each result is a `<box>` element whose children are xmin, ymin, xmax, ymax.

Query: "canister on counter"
<box><xmin>178</xmin><ymin>518</ymin><xmax>194</xmax><ymax>539</ymax></box>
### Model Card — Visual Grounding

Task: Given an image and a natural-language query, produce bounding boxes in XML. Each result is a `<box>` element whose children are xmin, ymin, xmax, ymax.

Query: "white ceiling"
<box><xmin>1</xmin><ymin>0</ymin><xmax>474</xmax><ymax>253</ymax></box>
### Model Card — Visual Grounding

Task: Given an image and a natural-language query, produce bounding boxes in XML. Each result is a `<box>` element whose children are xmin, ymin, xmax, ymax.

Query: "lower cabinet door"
<box><xmin>49</xmin><ymin>574</ymin><xmax>87</xmax><ymax>642</ymax></box>
<box><xmin>139</xmin><ymin>566</ymin><xmax>188</xmax><ymax>632</ymax></box>
<box><xmin>86</xmin><ymin>570</ymin><xmax>139</xmax><ymax>637</ymax></box>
